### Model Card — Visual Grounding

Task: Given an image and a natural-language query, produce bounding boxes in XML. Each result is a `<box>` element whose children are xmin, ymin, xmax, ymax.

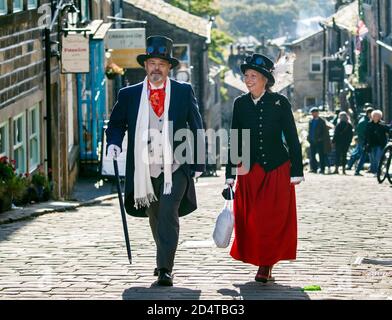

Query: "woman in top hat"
<box><xmin>106</xmin><ymin>35</ymin><xmax>205</xmax><ymax>286</ymax></box>
<box><xmin>224</xmin><ymin>53</ymin><xmax>304</xmax><ymax>282</ymax></box>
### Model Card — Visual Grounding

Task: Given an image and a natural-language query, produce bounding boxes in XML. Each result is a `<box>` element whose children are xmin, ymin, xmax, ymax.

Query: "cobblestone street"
<box><xmin>0</xmin><ymin>170</ymin><xmax>391</xmax><ymax>300</ymax></box>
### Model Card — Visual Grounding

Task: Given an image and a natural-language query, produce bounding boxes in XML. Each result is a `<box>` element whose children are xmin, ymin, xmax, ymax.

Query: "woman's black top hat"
<box><xmin>240</xmin><ymin>53</ymin><xmax>275</xmax><ymax>86</ymax></box>
<box><xmin>137</xmin><ymin>35</ymin><xmax>179</xmax><ymax>69</ymax></box>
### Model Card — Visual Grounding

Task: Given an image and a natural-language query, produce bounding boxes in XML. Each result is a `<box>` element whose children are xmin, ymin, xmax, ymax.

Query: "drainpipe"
<box><xmin>319</xmin><ymin>22</ymin><xmax>327</xmax><ymax>110</ymax></box>
<box><xmin>377</xmin><ymin>0</ymin><xmax>383</xmax><ymax>108</ymax></box>
<box><xmin>44</xmin><ymin>27</ymin><xmax>53</xmax><ymax>179</ymax></box>
<box><xmin>44</xmin><ymin>0</ymin><xmax>76</xmax><ymax>182</ymax></box>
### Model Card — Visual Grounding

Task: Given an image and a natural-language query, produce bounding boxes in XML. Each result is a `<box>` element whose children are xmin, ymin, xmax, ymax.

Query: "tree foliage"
<box><xmin>219</xmin><ymin>0</ymin><xmax>336</xmax><ymax>39</ymax></box>
<box><xmin>166</xmin><ymin>0</ymin><xmax>219</xmax><ymax>17</ymax></box>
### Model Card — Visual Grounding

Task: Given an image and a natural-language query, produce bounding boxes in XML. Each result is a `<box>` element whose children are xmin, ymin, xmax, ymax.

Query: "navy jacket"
<box><xmin>226</xmin><ymin>91</ymin><xmax>304</xmax><ymax>179</ymax></box>
<box><xmin>106</xmin><ymin>79</ymin><xmax>205</xmax><ymax>217</ymax></box>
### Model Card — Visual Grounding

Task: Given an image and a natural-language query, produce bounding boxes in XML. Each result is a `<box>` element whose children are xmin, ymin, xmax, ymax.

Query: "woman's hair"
<box><xmin>371</xmin><ymin>109</ymin><xmax>383</xmax><ymax>119</ymax></box>
<box><xmin>266</xmin><ymin>82</ymin><xmax>274</xmax><ymax>92</ymax></box>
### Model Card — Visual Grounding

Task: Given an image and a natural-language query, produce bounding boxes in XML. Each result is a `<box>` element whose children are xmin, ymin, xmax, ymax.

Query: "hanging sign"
<box><xmin>106</xmin><ymin>28</ymin><xmax>146</xmax><ymax>69</ymax></box>
<box><xmin>61</xmin><ymin>34</ymin><xmax>90</xmax><ymax>73</ymax></box>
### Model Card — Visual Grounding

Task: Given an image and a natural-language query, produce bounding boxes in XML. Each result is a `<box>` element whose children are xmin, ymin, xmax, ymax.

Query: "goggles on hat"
<box><xmin>245</xmin><ymin>55</ymin><xmax>273</xmax><ymax>71</ymax></box>
<box><xmin>146</xmin><ymin>46</ymin><xmax>168</xmax><ymax>55</ymax></box>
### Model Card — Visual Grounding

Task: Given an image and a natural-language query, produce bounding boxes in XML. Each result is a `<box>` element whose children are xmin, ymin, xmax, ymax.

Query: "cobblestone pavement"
<box><xmin>0</xmin><ymin>170</ymin><xmax>391</xmax><ymax>300</ymax></box>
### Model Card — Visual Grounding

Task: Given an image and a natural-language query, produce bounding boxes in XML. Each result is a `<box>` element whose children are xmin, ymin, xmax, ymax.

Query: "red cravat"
<box><xmin>148</xmin><ymin>81</ymin><xmax>166</xmax><ymax>117</ymax></box>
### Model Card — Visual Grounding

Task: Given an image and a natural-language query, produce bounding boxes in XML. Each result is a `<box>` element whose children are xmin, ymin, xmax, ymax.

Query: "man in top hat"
<box><xmin>106</xmin><ymin>35</ymin><xmax>205</xmax><ymax>286</ymax></box>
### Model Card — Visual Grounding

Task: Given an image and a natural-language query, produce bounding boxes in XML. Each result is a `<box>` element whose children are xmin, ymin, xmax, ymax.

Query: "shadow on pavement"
<box><xmin>122</xmin><ymin>285</ymin><xmax>202</xmax><ymax>300</ymax></box>
<box><xmin>218</xmin><ymin>282</ymin><xmax>310</xmax><ymax>300</ymax></box>
<box><xmin>0</xmin><ymin>219</ymin><xmax>32</xmax><ymax>243</ymax></box>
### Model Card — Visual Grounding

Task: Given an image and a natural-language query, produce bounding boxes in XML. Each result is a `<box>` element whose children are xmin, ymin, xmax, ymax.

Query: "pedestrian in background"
<box><xmin>347</xmin><ymin>105</ymin><xmax>373</xmax><ymax>175</ymax></box>
<box><xmin>307</xmin><ymin>107</ymin><xmax>331</xmax><ymax>174</ymax></box>
<box><xmin>332</xmin><ymin>111</ymin><xmax>353</xmax><ymax>174</ymax></box>
<box><xmin>365</xmin><ymin>110</ymin><xmax>390</xmax><ymax>175</ymax></box>
<box><xmin>224</xmin><ymin>53</ymin><xmax>304</xmax><ymax>283</ymax></box>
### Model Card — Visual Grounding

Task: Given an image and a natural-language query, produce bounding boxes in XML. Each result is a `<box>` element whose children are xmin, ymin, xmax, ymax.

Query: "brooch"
<box><xmin>275</xmin><ymin>100</ymin><xmax>281</xmax><ymax>106</ymax></box>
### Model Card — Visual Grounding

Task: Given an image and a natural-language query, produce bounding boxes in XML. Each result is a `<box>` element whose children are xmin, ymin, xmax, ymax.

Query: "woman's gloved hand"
<box><xmin>222</xmin><ymin>179</ymin><xmax>235</xmax><ymax>200</ymax></box>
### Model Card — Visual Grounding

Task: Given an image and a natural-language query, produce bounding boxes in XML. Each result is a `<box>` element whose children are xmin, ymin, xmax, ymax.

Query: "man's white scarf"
<box><xmin>133</xmin><ymin>77</ymin><xmax>173</xmax><ymax>209</ymax></box>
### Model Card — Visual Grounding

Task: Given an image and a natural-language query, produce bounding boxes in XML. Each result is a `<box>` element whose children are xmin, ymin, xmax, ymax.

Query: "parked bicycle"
<box><xmin>377</xmin><ymin>127</ymin><xmax>392</xmax><ymax>184</ymax></box>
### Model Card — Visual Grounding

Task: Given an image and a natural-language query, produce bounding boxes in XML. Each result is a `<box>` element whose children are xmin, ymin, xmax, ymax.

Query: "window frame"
<box><xmin>304</xmin><ymin>96</ymin><xmax>317</xmax><ymax>108</ymax></box>
<box><xmin>310</xmin><ymin>54</ymin><xmax>322</xmax><ymax>74</ymax></box>
<box><xmin>0</xmin><ymin>120</ymin><xmax>9</xmax><ymax>158</ymax></box>
<box><xmin>0</xmin><ymin>0</ymin><xmax>8</xmax><ymax>15</ymax></box>
<box><xmin>12</xmin><ymin>112</ymin><xmax>26</xmax><ymax>174</ymax></box>
<box><xmin>28</xmin><ymin>105</ymin><xmax>40</xmax><ymax>172</ymax></box>
<box><xmin>12</xmin><ymin>0</ymin><xmax>23</xmax><ymax>13</ymax></box>
<box><xmin>80</xmin><ymin>0</ymin><xmax>90</xmax><ymax>23</ymax></box>
<box><xmin>172</xmin><ymin>43</ymin><xmax>192</xmax><ymax>82</ymax></box>
<box><xmin>27</xmin><ymin>0</ymin><xmax>37</xmax><ymax>10</ymax></box>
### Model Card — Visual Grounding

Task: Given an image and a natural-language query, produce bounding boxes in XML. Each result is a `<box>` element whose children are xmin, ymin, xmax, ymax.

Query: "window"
<box><xmin>28</xmin><ymin>0</ymin><xmax>37</xmax><ymax>10</ymax></box>
<box><xmin>0</xmin><ymin>0</ymin><xmax>7</xmax><ymax>15</ymax></box>
<box><xmin>172</xmin><ymin>44</ymin><xmax>191</xmax><ymax>82</ymax></box>
<box><xmin>310</xmin><ymin>55</ymin><xmax>322</xmax><ymax>73</ymax></box>
<box><xmin>0</xmin><ymin>121</ymin><xmax>9</xmax><ymax>157</ymax></box>
<box><xmin>386</xmin><ymin>0</ymin><xmax>391</xmax><ymax>35</ymax></box>
<box><xmin>13</xmin><ymin>113</ymin><xmax>26</xmax><ymax>174</ymax></box>
<box><xmin>80</xmin><ymin>0</ymin><xmax>90</xmax><ymax>22</ymax></box>
<box><xmin>305</xmin><ymin>97</ymin><xmax>317</xmax><ymax>109</ymax></box>
<box><xmin>28</xmin><ymin>105</ymin><xmax>40</xmax><ymax>171</ymax></box>
<box><xmin>13</xmin><ymin>0</ymin><xmax>23</xmax><ymax>12</ymax></box>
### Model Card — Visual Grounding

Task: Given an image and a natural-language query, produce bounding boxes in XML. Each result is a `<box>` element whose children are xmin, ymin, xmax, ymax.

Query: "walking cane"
<box><xmin>113</xmin><ymin>158</ymin><xmax>132</xmax><ymax>265</ymax></box>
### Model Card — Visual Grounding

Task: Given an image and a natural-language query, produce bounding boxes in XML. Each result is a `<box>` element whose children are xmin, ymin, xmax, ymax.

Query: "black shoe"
<box><xmin>153</xmin><ymin>268</ymin><xmax>158</xmax><ymax>276</ymax></box>
<box><xmin>156</xmin><ymin>268</ymin><xmax>173</xmax><ymax>286</ymax></box>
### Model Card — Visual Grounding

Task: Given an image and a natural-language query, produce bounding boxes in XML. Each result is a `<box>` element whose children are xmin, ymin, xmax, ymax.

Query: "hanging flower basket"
<box><xmin>105</xmin><ymin>62</ymin><xmax>124</xmax><ymax>80</ymax></box>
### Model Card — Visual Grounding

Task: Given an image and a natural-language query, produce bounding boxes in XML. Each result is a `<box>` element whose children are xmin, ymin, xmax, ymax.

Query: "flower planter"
<box><xmin>0</xmin><ymin>194</ymin><xmax>12</xmax><ymax>213</ymax></box>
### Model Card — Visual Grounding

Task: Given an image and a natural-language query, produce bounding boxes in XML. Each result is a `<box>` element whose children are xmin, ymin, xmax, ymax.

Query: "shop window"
<box><xmin>0</xmin><ymin>121</ymin><xmax>9</xmax><ymax>157</ymax></box>
<box><xmin>13</xmin><ymin>113</ymin><xmax>26</xmax><ymax>174</ymax></box>
<box><xmin>28</xmin><ymin>105</ymin><xmax>40</xmax><ymax>171</ymax></box>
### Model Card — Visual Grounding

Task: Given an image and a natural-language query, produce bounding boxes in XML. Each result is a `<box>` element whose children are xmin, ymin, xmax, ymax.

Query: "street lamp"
<box><xmin>66</xmin><ymin>3</ymin><xmax>79</xmax><ymax>28</ymax></box>
<box><xmin>343</xmin><ymin>56</ymin><xmax>353</xmax><ymax>76</ymax></box>
<box><xmin>44</xmin><ymin>0</ymin><xmax>80</xmax><ymax>179</ymax></box>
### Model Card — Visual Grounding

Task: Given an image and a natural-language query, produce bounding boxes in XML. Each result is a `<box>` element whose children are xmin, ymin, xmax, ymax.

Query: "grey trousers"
<box><xmin>146</xmin><ymin>168</ymin><xmax>188</xmax><ymax>272</ymax></box>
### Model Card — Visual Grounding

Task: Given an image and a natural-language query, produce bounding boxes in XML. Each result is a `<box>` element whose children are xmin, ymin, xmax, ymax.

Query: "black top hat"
<box><xmin>137</xmin><ymin>35</ymin><xmax>179</xmax><ymax>69</ymax></box>
<box><xmin>240</xmin><ymin>53</ymin><xmax>275</xmax><ymax>86</ymax></box>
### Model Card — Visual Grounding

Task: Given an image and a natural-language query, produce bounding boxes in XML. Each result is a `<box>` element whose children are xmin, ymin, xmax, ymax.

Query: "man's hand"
<box><xmin>107</xmin><ymin>144</ymin><xmax>121</xmax><ymax>160</ymax></box>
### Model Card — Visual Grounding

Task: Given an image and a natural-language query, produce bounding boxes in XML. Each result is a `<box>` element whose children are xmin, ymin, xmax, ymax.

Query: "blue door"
<box><xmin>77</xmin><ymin>39</ymin><xmax>107</xmax><ymax>173</ymax></box>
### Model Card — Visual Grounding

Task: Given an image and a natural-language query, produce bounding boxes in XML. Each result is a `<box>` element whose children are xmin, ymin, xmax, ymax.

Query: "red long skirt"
<box><xmin>230</xmin><ymin>161</ymin><xmax>297</xmax><ymax>266</ymax></box>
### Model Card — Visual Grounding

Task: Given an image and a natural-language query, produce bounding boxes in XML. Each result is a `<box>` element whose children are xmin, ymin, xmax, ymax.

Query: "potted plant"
<box><xmin>105</xmin><ymin>62</ymin><xmax>124</xmax><ymax>79</ymax></box>
<box><xmin>31</xmin><ymin>166</ymin><xmax>51</xmax><ymax>202</ymax></box>
<box><xmin>0</xmin><ymin>156</ymin><xmax>21</xmax><ymax>212</ymax></box>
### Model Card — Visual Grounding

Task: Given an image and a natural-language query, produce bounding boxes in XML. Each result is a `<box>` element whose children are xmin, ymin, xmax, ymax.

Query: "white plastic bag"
<box><xmin>213</xmin><ymin>187</ymin><xmax>234</xmax><ymax>248</ymax></box>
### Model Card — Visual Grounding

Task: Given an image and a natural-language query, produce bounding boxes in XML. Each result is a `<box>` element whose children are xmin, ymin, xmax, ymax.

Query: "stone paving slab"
<box><xmin>0</xmin><ymin>170</ymin><xmax>392</xmax><ymax>300</ymax></box>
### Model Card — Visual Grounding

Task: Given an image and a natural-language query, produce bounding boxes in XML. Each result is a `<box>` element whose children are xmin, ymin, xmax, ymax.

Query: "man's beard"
<box><xmin>150</xmin><ymin>72</ymin><xmax>163</xmax><ymax>83</ymax></box>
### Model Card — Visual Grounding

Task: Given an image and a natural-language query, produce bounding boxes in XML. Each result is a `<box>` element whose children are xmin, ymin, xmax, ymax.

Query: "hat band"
<box><xmin>246</xmin><ymin>63</ymin><xmax>273</xmax><ymax>73</ymax></box>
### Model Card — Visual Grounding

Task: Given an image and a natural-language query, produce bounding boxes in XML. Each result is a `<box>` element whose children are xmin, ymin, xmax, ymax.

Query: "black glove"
<box><xmin>221</xmin><ymin>185</ymin><xmax>235</xmax><ymax>200</ymax></box>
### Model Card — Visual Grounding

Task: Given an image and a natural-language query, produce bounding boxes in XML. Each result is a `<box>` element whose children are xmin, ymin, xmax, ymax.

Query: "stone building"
<box><xmin>121</xmin><ymin>0</ymin><xmax>212</xmax><ymax>125</ymax></box>
<box><xmin>288</xmin><ymin>30</ymin><xmax>324</xmax><ymax>111</ymax></box>
<box><xmin>362</xmin><ymin>0</ymin><xmax>392</xmax><ymax>122</ymax></box>
<box><xmin>0</xmin><ymin>0</ymin><xmax>116</xmax><ymax>200</ymax></box>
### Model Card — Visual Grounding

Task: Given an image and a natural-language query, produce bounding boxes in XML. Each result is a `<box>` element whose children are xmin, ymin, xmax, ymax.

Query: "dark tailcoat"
<box><xmin>106</xmin><ymin>79</ymin><xmax>205</xmax><ymax>217</ymax></box>
<box><xmin>226</xmin><ymin>91</ymin><xmax>304</xmax><ymax>179</ymax></box>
